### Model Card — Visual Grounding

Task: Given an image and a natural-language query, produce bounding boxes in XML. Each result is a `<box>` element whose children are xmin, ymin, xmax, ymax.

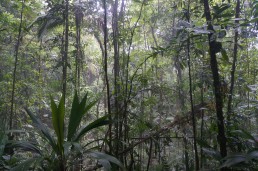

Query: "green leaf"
<box><xmin>10</xmin><ymin>141</ymin><xmax>41</xmax><ymax>155</ymax></box>
<box><xmin>50</xmin><ymin>95</ymin><xmax>65</xmax><ymax>154</ymax></box>
<box><xmin>213</xmin><ymin>4</ymin><xmax>231</xmax><ymax>19</ymax></box>
<box><xmin>68</xmin><ymin>92</ymin><xmax>97</xmax><ymax>141</ymax></box>
<box><xmin>240</xmin><ymin>18</ymin><xmax>258</xmax><ymax>26</ymax></box>
<box><xmin>221</xmin><ymin>154</ymin><xmax>246</xmax><ymax>168</ymax></box>
<box><xmin>72</xmin><ymin>142</ymin><xmax>83</xmax><ymax>154</ymax></box>
<box><xmin>99</xmin><ymin>159</ymin><xmax>111</xmax><ymax>171</ymax></box>
<box><xmin>63</xmin><ymin>141</ymin><xmax>72</xmax><ymax>158</ymax></box>
<box><xmin>221</xmin><ymin>48</ymin><xmax>229</xmax><ymax>63</ymax></box>
<box><xmin>231</xmin><ymin>130</ymin><xmax>256</xmax><ymax>142</ymax></box>
<box><xmin>50</xmin><ymin>96</ymin><xmax>65</xmax><ymax>151</ymax></box>
<box><xmin>38</xmin><ymin>17</ymin><xmax>63</xmax><ymax>39</ymax></box>
<box><xmin>202</xmin><ymin>148</ymin><xmax>222</xmax><ymax>161</ymax></box>
<box><xmin>197</xmin><ymin>139</ymin><xmax>212</xmax><ymax>148</ymax></box>
<box><xmin>30</xmin><ymin>4</ymin><xmax>65</xmax><ymax>39</ymax></box>
<box><xmin>218</xmin><ymin>30</ymin><xmax>226</xmax><ymax>38</ymax></box>
<box><xmin>88</xmin><ymin>151</ymin><xmax>124</xmax><ymax>169</ymax></box>
<box><xmin>10</xmin><ymin>158</ymin><xmax>41</xmax><ymax>171</ymax></box>
<box><xmin>24</xmin><ymin>108</ymin><xmax>58</xmax><ymax>153</ymax></box>
<box><xmin>247</xmin><ymin>150</ymin><xmax>258</xmax><ymax>160</ymax></box>
<box><xmin>73</xmin><ymin>115</ymin><xmax>110</xmax><ymax>142</ymax></box>
<box><xmin>67</xmin><ymin>92</ymin><xmax>80</xmax><ymax>141</ymax></box>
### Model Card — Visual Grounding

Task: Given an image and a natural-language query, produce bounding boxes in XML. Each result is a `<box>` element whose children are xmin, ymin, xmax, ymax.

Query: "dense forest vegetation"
<box><xmin>0</xmin><ymin>0</ymin><xmax>258</xmax><ymax>170</ymax></box>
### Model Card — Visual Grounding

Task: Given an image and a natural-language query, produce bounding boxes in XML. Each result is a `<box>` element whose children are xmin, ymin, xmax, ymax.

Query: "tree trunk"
<box><xmin>102</xmin><ymin>0</ymin><xmax>112</xmax><ymax>152</ymax></box>
<box><xmin>10</xmin><ymin>0</ymin><xmax>24</xmax><ymax>134</ymax></box>
<box><xmin>62</xmin><ymin>0</ymin><xmax>69</xmax><ymax>102</ymax></box>
<box><xmin>186</xmin><ymin>0</ymin><xmax>199</xmax><ymax>169</ymax></box>
<box><xmin>146</xmin><ymin>139</ymin><xmax>153</xmax><ymax>171</ymax></box>
<box><xmin>200</xmin><ymin>63</ymin><xmax>205</xmax><ymax>168</ymax></box>
<box><xmin>112</xmin><ymin>0</ymin><xmax>121</xmax><ymax>159</ymax></box>
<box><xmin>227</xmin><ymin>0</ymin><xmax>240</xmax><ymax>121</ymax></box>
<box><xmin>203</xmin><ymin>0</ymin><xmax>228</xmax><ymax>169</ymax></box>
<box><xmin>75</xmin><ymin>0</ymin><xmax>83</xmax><ymax>95</ymax></box>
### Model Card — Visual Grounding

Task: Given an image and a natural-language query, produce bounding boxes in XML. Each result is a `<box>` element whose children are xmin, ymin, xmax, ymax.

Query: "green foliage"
<box><xmin>67</xmin><ymin>92</ymin><xmax>99</xmax><ymax>141</ymax></box>
<box><xmin>88</xmin><ymin>151</ymin><xmax>124</xmax><ymax>169</ymax></box>
<box><xmin>198</xmin><ymin>139</ymin><xmax>222</xmax><ymax>162</ymax></box>
<box><xmin>252</xmin><ymin>0</ymin><xmax>258</xmax><ymax>29</ymax></box>
<box><xmin>11</xmin><ymin>92</ymin><xmax>121</xmax><ymax>171</ymax></box>
<box><xmin>221</xmin><ymin>130</ymin><xmax>258</xmax><ymax>170</ymax></box>
<box><xmin>9</xmin><ymin>141</ymin><xmax>41</xmax><ymax>155</ymax></box>
<box><xmin>25</xmin><ymin>108</ymin><xmax>58</xmax><ymax>154</ymax></box>
<box><xmin>50</xmin><ymin>95</ymin><xmax>65</xmax><ymax>154</ymax></box>
<box><xmin>0</xmin><ymin>130</ymin><xmax>8</xmax><ymax>170</ymax></box>
<box><xmin>29</xmin><ymin>4</ymin><xmax>64</xmax><ymax>39</ymax></box>
<box><xmin>212</xmin><ymin>3</ymin><xmax>232</xmax><ymax>19</ymax></box>
<box><xmin>73</xmin><ymin>114</ymin><xmax>110</xmax><ymax>142</ymax></box>
<box><xmin>1</xmin><ymin>0</ymin><xmax>258</xmax><ymax>170</ymax></box>
<box><xmin>10</xmin><ymin>158</ymin><xmax>42</xmax><ymax>171</ymax></box>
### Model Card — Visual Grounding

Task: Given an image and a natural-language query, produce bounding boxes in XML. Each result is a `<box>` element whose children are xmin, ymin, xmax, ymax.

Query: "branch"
<box><xmin>118</xmin><ymin>118</ymin><xmax>186</xmax><ymax>155</ymax></box>
<box><xmin>118</xmin><ymin>102</ymin><xmax>208</xmax><ymax>155</ymax></box>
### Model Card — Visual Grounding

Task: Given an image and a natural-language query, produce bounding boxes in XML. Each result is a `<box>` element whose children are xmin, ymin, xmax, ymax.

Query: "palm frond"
<box><xmin>68</xmin><ymin>92</ymin><xmax>98</xmax><ymax>141</ymax></box>
<box><xmin>27</xmin><ymin>4</ymin><xmax>65</xmax><ymax>39</ymax></box>
<box><xmin>73</xmin><ymin>115</ymin><xmax>110</xmax><ymax>142</ymax></box>
<box><xmin>24</xmin><ymin>108</ymin><xmax>58</xmax><ymax>154</ymax></box>
<box><xmin>50</xmin><ymin>96</ymin><xmax>65</xmax><ymax>154</ymax></box>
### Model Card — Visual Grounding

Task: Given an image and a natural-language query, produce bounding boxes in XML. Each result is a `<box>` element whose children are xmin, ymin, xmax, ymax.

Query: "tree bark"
<box><xmin>200</xmin><ymin>62</ymin><xmax>205</xmax><ymax>168</ymax></box>
<box><xmin>10</xmin><ymin>0</ymin><xmax>24</xmax><ymax>132</ymax></box>
<box><xmin>203</xmin><ymin>0</ymin><xmax>228</xmax><ymax>167</ymax></box>
<box><xmin>112</xmin><ymin>0</ymin><xmax>121</xmax><ymax>159</ymax></box>
<box><xmin>6</xmin><ymin>0</ymin><xmax>25</xmax><ymax>157</ymax></box>
<box><xmin>62</xmin><ymin>0</ymin><xmax>69</xmax><ymax>102</ymax></box>
<box><xmin>75</xmin><ymin>0</ymin><xmax>83</xmax><ymax>95</ymax></box>
<box><xmin>102</xmin><ymin>0</ymin><xmax>112</xmax><ymax>152</ymax></box>
<box><xmin>186</xmin><ymin>0</ymin><xmax>199</xmax><ymax>169</ymax></box>
<box><xmin>227</xmin><ymin>0</ymin><xmax>240</xmax><ymax>121</ymax></box>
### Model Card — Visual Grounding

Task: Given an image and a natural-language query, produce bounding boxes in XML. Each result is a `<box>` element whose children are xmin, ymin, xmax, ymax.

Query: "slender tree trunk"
<box><xmin>203</xmin><ymin>0</ymin><xmax>228</xmax><ymax>169</ymax></box>
<box><xmin>200</xmin><ymin>62</ymin><xmax>205</xmax><ymax>168</ymax></box>
<box><xmin>146</xmin><ymin>139</ymin><xmax>153</xmax><ymax>171</ymax></box>
<box><xmin>102</xmin><ymin>0</ymin><xmax>112</xmax><ymax>151</ymax></box>
<box><xmin>112</xmin><ymin>0</ymin><xmax>121</xmax><ymax>159</ymax></box>
<box><xmin>117</xmin><ymin>0</ymin><xmax>128</xmax><ymax>164</ymax></box>
<box><xmin>227</xmin><ymin>0</ymin><xmax>240</xmax><ymax>121</ymax></box>
<box><xmin>122</xmin><ymin>0</ymin><xmax>145</xmax><ymax>165</ymax></box>
<box><xmin>175</xmin><ymin>51</ymin><xmax>190</xmax><ymax>171</ymax></box>
<box><xmin>74</xmin><ymin>4</ymin><xmax>83</xmax><ymax>169</ymax></box>
<box><xmin>75</xmin><ymin>0</ymin><xmax>83</xmax><ymax>95</ymax></box>
<box><xmin>10</xmin><ymin>0</ymin><xmax>24</xmax><ymax>132</ymax></box>
<box><xmin>247</xmin><ymin>39</ymin><xmax>250</xmax><ymax>109</ymax></box>
<box><xmin>38</xmin><ymin>42</ymin><xmax>42</xmax><ymax>117</ymax></box>
<box><xmin>62</xmin><ymin>0</ymin><xmax>69</xmax><ymax>102</ymax></box>
<box><xmin>183</xmin><ymin>132</ymin><xmax>189</xmax><ymax>171</ymax></box>
<box><xmin>186</xmin><ymin>1</ymin><xmax>199</xmax><ymax>169</ymax></box>
<box><xmin>187</xmin><ymin>28</ymin><xmax>199</xmax><ymax>171</ymax></box>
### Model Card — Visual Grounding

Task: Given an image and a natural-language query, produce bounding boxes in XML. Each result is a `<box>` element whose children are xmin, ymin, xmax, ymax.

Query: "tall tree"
<box><xmin>102</xmin><ymin>0</ymin><xmax>112</xmax><ymax>152</ymax></box>
<box><xmin>186</xmin><ymin>0</ymin><xmax>199</xmax><ymax>168</ymax></box>
<box><xmin>227</xmin><ymin>0</ymin><xmax>240</xmax><ymax>120</ymax></box>
<box><xmin>203</xmin><ymin>0</ymin><xmax>228</xmax><ymax>168</ymax></box>
<box><xmin>112</xmin><ymin>0</ymin><xmax>121</xmax><ymax>159</ymax></box>
<box><xmin>74</xmin><ymin>0</ymin><xmax>83</xmax><ymax>95</ymax></box>
<box><xmin>10</xmin><ymin>0</ymin><xmax>25</xmax><ymax>133</ymax></box>
<box><xmin>62</xmin><ymin>0</ymin><xmax>69</xmax><ymax>102</ymax></box>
